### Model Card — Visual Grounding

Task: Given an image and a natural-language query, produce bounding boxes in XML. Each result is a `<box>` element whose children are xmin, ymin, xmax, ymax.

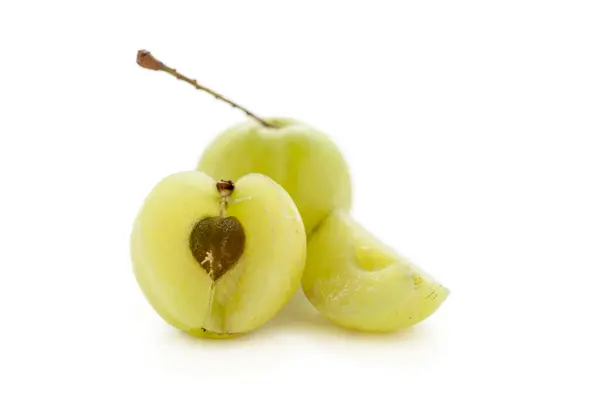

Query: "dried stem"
<box><xmin>136</xmin><ymin>50</ymin><xmax>274</xmax><ymax>128</ymax></box>
<box><xmin>216</xmin><ymin>180</ymin><xmax>234</xmax><ymax>217</ymax></box>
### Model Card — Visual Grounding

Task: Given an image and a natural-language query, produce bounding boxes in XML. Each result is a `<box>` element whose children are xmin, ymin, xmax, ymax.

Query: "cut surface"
<box><xmin>302</xmin><ymin>210</ymin><xmax>449</xmax><ymax>332</ymax></box>
<box><xmin>131</xmin><ymin>171</ymin><xmax>306</xmax><ymax>336</ymax></box>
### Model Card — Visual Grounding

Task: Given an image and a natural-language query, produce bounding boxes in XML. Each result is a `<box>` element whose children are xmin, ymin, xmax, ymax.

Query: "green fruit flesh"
<box><xmin>302</xmin><ymin>210</ymin><xmax>449</xmax><ymax>332</ymax></box>
<box><xmin>131</xmin><ymin>171</ymin><xmax>306</xmax><ymax>337</ymax></box>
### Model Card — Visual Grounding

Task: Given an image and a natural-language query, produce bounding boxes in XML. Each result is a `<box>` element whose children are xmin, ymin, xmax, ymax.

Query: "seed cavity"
<box><xmin>189</xmin><ymin>216</ymin><xmax>246</xmax><ymax>281</ymax></box>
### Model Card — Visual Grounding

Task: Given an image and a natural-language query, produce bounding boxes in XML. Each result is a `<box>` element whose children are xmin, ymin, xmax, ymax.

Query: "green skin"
<box><xmin>197</xmin><ymin>118</ymin><xmax>352</xmax><ymax>236</ymax></box>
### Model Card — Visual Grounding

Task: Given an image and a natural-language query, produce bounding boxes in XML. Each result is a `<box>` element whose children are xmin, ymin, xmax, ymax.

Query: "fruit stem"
<box><xmin>217</xmin><ymin>180</ymin><xmax>234</xmax><ymax>217</ymax></box>
<box><xmin>136</xmin><ymin>50</ymin><xmax>274</xmax><ymax>128</ymax></box>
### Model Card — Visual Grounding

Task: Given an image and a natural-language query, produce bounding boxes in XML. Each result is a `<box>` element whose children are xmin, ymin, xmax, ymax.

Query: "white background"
<box><xmin>0</xmin><ymin>1</ymin><xmax>599</xmax><ymax>398</ymax></box>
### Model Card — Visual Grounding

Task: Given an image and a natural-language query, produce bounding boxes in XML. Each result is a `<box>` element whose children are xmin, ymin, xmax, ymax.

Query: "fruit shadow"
<box><xmin>258</xmin><ymin>290</ymin><xmax>426</xmax><ymax>343</ymax></box>
<box><xmin>168</xmin><ymin>290</ymin><xmax>427</xmax><ymax>346</ymax></box>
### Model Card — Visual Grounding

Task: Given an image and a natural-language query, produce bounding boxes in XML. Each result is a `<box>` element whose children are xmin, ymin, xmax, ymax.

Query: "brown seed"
<box><xmin>189</xmin><ymin>216</ymin><xmax>246</xmax><ymax>281</ymax></box>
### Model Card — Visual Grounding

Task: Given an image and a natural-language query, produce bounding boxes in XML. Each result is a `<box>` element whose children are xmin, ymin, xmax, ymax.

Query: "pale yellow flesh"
<box><xmin>131</xmin><ymin>171</ymin><xmax>306</xmax><ymax>336</ymax></box>
<box><xmin>302</xmin><ymin>210</ymin><xmax>449</xmax><ymax>332</ymax></box>
<box><xmin>197</xmin><ymin>117</ymin><xmax>352</xmax><ymax>236</ymax></box>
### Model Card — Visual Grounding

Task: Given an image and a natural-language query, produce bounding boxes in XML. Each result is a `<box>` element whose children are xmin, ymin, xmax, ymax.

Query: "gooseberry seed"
<box><xmin>189</xmin><ymin>180</ymin><xmax>246</xmax><ymax>281</ymax></box>
<box><xmin>189</xmin><ymin>216</ymin><xmax>245</xmax><ymax>282</ymax></box>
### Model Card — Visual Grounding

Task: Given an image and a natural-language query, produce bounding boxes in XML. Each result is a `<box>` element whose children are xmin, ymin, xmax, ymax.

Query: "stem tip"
<box><xmin>137</xmin><ymin>50</ymin><xmax>164</xmax><ymax>71</ymax></box>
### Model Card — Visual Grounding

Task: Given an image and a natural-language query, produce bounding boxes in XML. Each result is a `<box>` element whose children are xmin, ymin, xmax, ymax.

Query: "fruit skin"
<box><xmin>302</xmin><ymin>209</ymin><xmax>449</xmax><ymax>333</ymax></box>
<box><xmin>197</xmin><ymin>117</ymin><xmax>352</xmax><ymax>236</ymax></box>
<box><xmin>131</xmin><ymin>171</ymin><xmax>306</xmax><ymax>337</ymax></box>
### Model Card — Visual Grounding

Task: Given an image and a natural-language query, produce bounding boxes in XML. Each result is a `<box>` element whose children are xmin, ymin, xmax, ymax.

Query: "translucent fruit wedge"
<box><xmin>131</xmin><ymin>171</ymin><xmax>306</xmax><ymax>338</ymax></box>
<box><xmin>302</xmin><ymin>210</ymin><xmax>449</xmax><ymax>332</ymax></box>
